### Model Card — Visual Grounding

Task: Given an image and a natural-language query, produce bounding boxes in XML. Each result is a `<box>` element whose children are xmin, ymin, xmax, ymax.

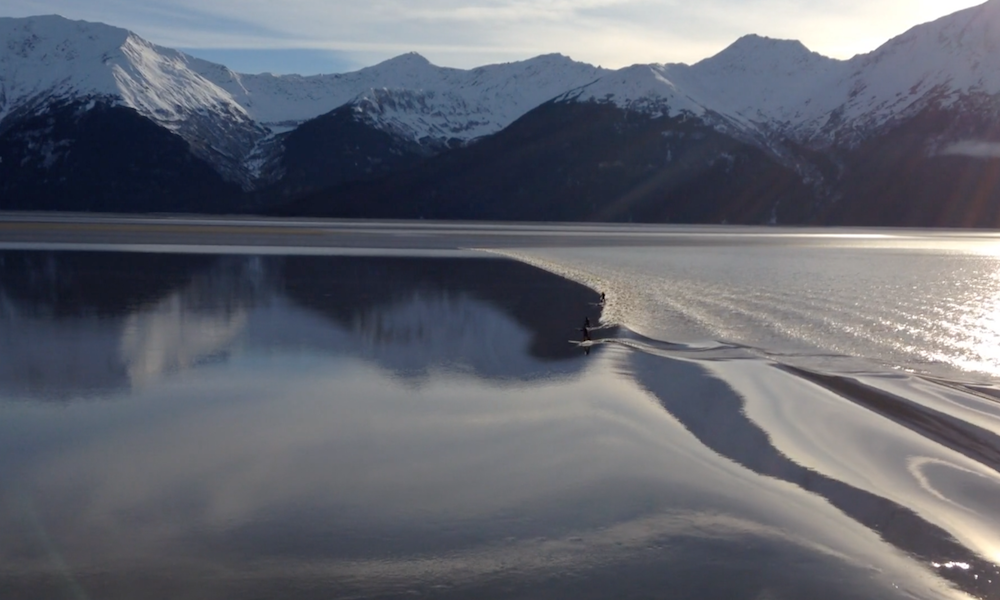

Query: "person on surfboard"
<box><xmin>581</xmin><ymin>317</ymin><xmax>592</xmax><ymax>341</ymax></box>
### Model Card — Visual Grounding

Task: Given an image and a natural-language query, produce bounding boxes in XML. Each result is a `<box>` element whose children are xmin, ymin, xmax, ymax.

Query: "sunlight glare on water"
<box><xmin>936</xmin><ymin>267</ymin><xmax>1000</xmax><ymax>376</ymax></box>
<box><xmin>502</xmin><ymin>231</ymin><xmax>1000</xmax><ymax>380</ymax></box>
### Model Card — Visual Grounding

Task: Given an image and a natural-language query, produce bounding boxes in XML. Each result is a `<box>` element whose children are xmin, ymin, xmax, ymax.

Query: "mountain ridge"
<box><xmin>5</xmin><ymin>5</ymin><xmax>1000</xmax><ymax>225</ymax></box>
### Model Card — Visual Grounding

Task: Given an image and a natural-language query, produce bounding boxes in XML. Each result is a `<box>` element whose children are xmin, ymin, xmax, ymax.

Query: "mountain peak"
<box><xmin>375</xmin><ymin>52</ymin><xmax>434</xmax><ymax>69</ymax></box>
<box><xmin>696</xmin><ymin>34</ymin><xmax>831</xmax><ymax>72</ymax></box>
<box><xmin>731</xmin><ymin>34</ymin><xmax>807</xmax><ymax>51</ymax></box>
<box><xmin>356</xmin><ymin>52</ymin><xmax>442</xmax><ymax>83</ymax></box>
<box><xmin>0</xmin><ymin>14</ymin><xmax>131</xmax><ymax>61</ymax></box>
<box><xmin>0</xmin><ymin>14</ymin><xmax>135</xmax><ymax>111</ymax></box>
<box><xmin>0</xmin><ymin>13</ymin><xmax>131</xmax><ymax>42</ymax></box>
<box><xmin>523</xmin><ymin>53</ymin><xmax>574</xmax><ymax>64</ymax></box>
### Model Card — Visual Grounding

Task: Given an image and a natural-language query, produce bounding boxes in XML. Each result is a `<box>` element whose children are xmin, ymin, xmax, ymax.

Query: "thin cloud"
<box><xmin>394</xmin><ymin>0</ymin><xmax>634</xmax><ymax>23</ymax></box>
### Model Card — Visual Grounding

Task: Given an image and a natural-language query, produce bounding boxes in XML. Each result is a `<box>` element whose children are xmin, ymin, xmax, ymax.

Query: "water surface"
<box><xmin>1</xmin><ymin>226</ymin><xmax>998</xmax><ymax>599</ymax></box>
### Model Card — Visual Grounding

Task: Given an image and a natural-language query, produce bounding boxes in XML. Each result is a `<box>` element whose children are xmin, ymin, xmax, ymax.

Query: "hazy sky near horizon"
<box><xmin>2</xmin><ymin>0</ymin><xmax>987</xmax><ymax>74</ymax></box>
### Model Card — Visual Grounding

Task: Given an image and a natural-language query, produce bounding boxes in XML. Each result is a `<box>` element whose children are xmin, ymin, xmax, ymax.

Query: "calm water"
<box><xmin>1</xmin><ymin>226</ymin><xmax>1000</xmax><ymax>599</ymax></box>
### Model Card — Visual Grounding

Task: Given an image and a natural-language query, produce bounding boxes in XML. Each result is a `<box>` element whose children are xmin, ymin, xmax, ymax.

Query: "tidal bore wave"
<box><xmin>586</xmin><ymin>322</ymin><xmax>1000</xmax><ymax>599</ymax></box>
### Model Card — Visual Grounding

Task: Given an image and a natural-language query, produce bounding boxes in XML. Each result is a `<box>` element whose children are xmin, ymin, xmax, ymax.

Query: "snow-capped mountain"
<box><xmin>6</xmin><ymin>2</ymin><xmax>1000</xmax><ymax>224</ymax></box>
<box><xmin>0</xmin><ymin>15</ymin><xmax>263</xmax><ymax>187</ymax></box>
<box><xmin>552</xmin><ymin>36</ymin><xmax>844</xmax><ymax>154</ymax></box>
<box><xmin>817</xmin><ymin>0</ymin><xmax>1000</xmax><ymax>151</ymax></box>
<box><xmin>192</xmin><ymin>51</ymin><xmax>609</xmax><ymax>137</ymax></box>
<box><xmin>0</xmin><ymin>14</ymin><xmax>607</xmax><ymax>194</ymax></box>
<box><xmin>565</xmin><ymin>0</ymin><xmax>1000</xmax><ymax>149</ymax></box>
<box><xmin>0</xmin><ymin>15</ymin><xmax>237</xmax><ymax>122</ymax></box>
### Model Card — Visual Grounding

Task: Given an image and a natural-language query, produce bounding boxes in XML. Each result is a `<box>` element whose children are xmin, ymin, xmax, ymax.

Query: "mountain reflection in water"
<box><xmin>0</xmin><ymin>252</ymin><xmax>598</xmax><ymax>399</ymax></box>
<box><xmin>0</xmin><ymin>249</ymin><xmax>992</xmax><ymax>599</ymax></box>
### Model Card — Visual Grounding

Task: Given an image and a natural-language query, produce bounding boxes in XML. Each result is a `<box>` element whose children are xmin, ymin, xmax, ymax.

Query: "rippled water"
<box><xmin>1</xmin><ymin>226</ymin><xmax>1000</xmax><ymax>599</ymax></box>
<box><xmin>499</xmin><ymin>231</ymin><xmax>1000</xmax><ymax>380</ymax></box>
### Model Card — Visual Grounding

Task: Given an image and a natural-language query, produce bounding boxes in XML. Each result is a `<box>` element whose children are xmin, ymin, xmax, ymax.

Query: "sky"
<box><xmin>1</xmin><ymin>0</ymin><xmax>988</xmax><ymax>75</ymax></box>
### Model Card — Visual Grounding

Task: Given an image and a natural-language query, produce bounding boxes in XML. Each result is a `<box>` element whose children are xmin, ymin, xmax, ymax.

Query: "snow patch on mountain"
<box><xmin>350</xmin><ymin>88</ymin><xmax>478</xmax><ymax>143</ymax></box>
<box><xmin>853</xmin><ymin>1</ymin><xmax>1000</xmax><ymax>99</ymax></box>
<box><xmin>564</xmin><ymin>36</ymin><xmax>846</xmax><ymax>139</ymax></box>
<box><xmin>9</xmin><ymin>0</ymin><xmax>1000</xmax><ymax>194</ymax></box>
<box><xmin>0</xmin><ymin>16</ymin><xmax>252</xmax><ymax>123</ymax></box>
<box><xmin>565</xmin><ymin>1</ymin><xmax>1000</xmax><ymax>149</ymax></box>
<box><xmin>0</xmin><ymin>15</ymin><xmax>264</xmax><ymax>186</ymax></box>
<box><xmin>1</xmin><ymin>15</ymin><xmax>610</xmax><ymax>187</ymax></box>
<box><xmin>0</xmin><ymin>15</ymin><xmax>125</xmax><ymax>119</ymax></box>
<box><xmin>190</xmin><ymin>51</ymin><xmax>610</xmax><ymax>142</ymax></box>
<box><xmin>568</xmin><ymin>63</ymin><xmax>705</xmax><ymax>117</ymax></box>
<box><xmin>0</xmin><ymin>15</ymin><xmax>607</xmax><ymax>151</ymax></box>
<box><xmin>810</xmin><ymin>0</ymin><xmax>1000</xmax><ymax>140</ymax></box>
<box><xmin>684</xmin><ymin>35</ymin><xmax>845</xmax><ymax>129</ymax></box>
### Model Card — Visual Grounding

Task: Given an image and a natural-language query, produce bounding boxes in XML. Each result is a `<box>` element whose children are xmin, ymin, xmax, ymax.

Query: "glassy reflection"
<box><xmin>0</xmin><ymin>250</ymin><xmax>985</xmax><ymax>599</ymax></box>
<box><xmin>0</xmin><ymin>252</ymin><xmax>600</xmax><ymax>401</ymax></box>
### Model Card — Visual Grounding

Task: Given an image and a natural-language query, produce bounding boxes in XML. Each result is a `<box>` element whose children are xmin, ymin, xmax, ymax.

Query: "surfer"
<box><xmin>600</xmin><ymin>292</ymin><xmax>606</xmax><ymax>304</ymax></box>
<box><xmin>581</xmin><ymin>317</ymin><xmax>591</xmax><ymax>341</ymax></box>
